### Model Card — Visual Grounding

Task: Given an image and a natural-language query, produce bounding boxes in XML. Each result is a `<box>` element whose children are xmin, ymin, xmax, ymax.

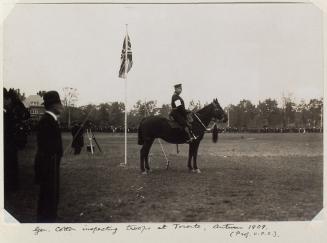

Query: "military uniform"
<box><xmin>71</xmin><ymin>123</ymin><xmax>84</xmax><ymax>155</ymax></box>
<box><xmin>34</xmin><ymin>91</ymin><xmax>63</xmax><ymax>223</ymax></box>
<box><xmin>171</xmin><ymin>92</ymin><xmax>188</xmax><ymax>127</ymax></box>
<box><xmin>170</xmin><ymin>84</ymin><xmax>197</xmax><ymax>142</ymax></box>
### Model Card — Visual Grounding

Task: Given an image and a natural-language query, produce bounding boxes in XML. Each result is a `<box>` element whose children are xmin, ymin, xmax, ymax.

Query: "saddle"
<box><xmin>168</xmin><ymin>117</ymin><xmax>183</xmax><ymax>129</ymax></box>
<box><xmin>168</xmin><ymin>112</ymin><xmax>193</xmax><ymax>130</ymax></box>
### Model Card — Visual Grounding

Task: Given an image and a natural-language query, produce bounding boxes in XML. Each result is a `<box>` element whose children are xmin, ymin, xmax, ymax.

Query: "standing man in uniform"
<box><xmin>34</xmin><ymin>91</ymin><xmax>63</xmax><ymax>222</ymax></box>
<box><xmin>71</xmin><ymin>122</ymin><xmax>84</xmax><ymax>155</ymax></box>
<box><xmin>170</xmin><ymin>84</ymin><xmax>197</xmax><ymax>143</ymax></box>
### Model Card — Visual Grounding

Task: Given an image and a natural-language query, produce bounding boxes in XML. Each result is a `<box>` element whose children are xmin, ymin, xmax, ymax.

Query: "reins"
<box><xmin>193</xmin><ymin>103</ymin><xmax>218</xmax><ymax>132</ymax></box>
<box><xmin>193</xmin><ymin>113</ymin><xmax>211</xmax><ymax>131</ymax></box>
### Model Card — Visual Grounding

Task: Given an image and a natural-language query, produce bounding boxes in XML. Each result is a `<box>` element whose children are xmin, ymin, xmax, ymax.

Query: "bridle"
<box><xmin>193</xmin><ymin>113</ymin><xmax>210</xmax><ymax>131</ymax></box>
<box><xmin>193</xmin><ymin>102</ymin><xmax>223</xmax><ymax>131</ymax></box>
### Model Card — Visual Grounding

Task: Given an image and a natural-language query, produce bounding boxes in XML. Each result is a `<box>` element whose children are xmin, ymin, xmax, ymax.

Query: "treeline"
<box><xmin>59</xmin><ymin>98</ymin><xmax>323</xmax><ymax>131</ymax></box>
<box><xmin>227</xmin><ymin>98</ymin><xmax>323</xmax><ymax>129</ymax></box>
<box><xmin>59</xmin><ymin>100</ymin><xmax>171</xmax><ymax>131</ymax></box>
<box><xmin>12</xmin><ymin>88</ymin><xmax>323</xmax><ymax>131</ymax></box>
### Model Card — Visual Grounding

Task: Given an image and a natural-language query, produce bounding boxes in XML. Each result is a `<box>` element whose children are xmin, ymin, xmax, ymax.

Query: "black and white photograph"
<box><xmin>1</xmin><ymin>0</ymin><xmax>325</xmax><ymax>237</ymax></box>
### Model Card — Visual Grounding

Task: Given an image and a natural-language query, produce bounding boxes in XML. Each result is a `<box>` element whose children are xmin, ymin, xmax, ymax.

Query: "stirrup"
<box><xmin>186</xmin><ymin>137</ymin><xmax>195</xmax><ymax>143</ymax></box>
<box><xmin>190</xmin><ymin>132</ymin><xmax>198</xmax><ymax>140</ymax></box>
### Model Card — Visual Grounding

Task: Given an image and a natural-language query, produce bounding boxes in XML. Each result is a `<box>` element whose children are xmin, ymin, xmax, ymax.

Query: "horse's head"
<box><xmin>212</xmin><ymin>98</ymin><xmax>228</xmax><ymax>123</ymax></box>
<box><xmin>4</xmin><ymin>88</ymin><xmax>30</xmax><ymax>150</ymax></box>
<box><xmin>4</xmin><ymin>88</ymin><xmax>13</xmax><ymax>109</ymax></box>
<box><xmin>4</xmin><ymin>88</ymin><xmax>30</xmax><ymax>121</ymax></box>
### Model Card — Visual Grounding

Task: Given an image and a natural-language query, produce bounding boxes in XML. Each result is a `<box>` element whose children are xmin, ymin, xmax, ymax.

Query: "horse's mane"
<box><xmin>196</xmin><ymin>102</ymin><xmax>213</xmax><ymax>116</ymax></box>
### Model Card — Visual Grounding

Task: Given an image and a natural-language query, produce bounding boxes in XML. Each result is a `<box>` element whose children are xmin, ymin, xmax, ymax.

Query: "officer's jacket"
<box><xmin>71</xmin><ymin>125</ymin><xmax>84</xmax><ymax>147</ymax></box>
<box><xmin>171</xmin><ymin>93</ymin><xmax>187</xmax><ymax>116</ymax></box>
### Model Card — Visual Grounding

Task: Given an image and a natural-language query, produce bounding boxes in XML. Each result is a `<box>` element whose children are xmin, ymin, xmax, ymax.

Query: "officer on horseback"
<box><xmin>170</xmin><ymin>84</ymin><xmax>197</xmax><ymax>143</ymax></box>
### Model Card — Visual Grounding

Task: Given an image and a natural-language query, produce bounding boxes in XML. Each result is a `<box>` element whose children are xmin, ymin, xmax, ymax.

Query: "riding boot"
<box><xmin>185</xmin><ymin>127</ymin><xmax>195</xmax><ymax>143</ymax></box>
<box><xmin>189</xmin><ymin>129</ymin><xmax>198</xmax><ymax>140</ymax></box>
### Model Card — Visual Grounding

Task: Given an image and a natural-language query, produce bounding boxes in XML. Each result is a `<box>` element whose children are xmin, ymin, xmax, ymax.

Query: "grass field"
<box><xmin>4</xmin><ymin>132</ymin><xmax>323</xmax><ymax>222</ymax></box>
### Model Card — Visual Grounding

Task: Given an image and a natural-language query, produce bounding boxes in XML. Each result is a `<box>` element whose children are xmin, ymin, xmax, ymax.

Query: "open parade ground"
<box><xmin>5</xmin><ymin>132</ymin><xmax>323</xmax><ymax>223</ymax></box>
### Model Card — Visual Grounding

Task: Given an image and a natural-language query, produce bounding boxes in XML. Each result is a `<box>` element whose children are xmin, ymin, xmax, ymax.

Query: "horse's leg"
<box><xmin>193</xmin><ymin>141</ymin><xmax>201</xmax><ymax>173</ymax></box>
<box><xmin>140</xmin><ymin>144</ymin><xmax>146</xmax><ymax>173</ymax></box>
<box><xmin>144</xmin><ymin>139</ymin><xmax>154</xmax><ymax>172</ymax></box>
<box><xmin>188</xmin><ymin>143</ymin><xmax>194</xmax><ymax>171</ymax></box>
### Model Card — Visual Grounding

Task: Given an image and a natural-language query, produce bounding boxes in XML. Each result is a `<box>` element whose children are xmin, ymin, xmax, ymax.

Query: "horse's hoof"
<box><xmin>141</xmin><ymin>171</ymin><xmax>148</xmax><ymax>175</ymax></box>
<box><xmin>192</xmin><ymin>169</ymin><xmax>201</xmax><ymax>173</ymax></box>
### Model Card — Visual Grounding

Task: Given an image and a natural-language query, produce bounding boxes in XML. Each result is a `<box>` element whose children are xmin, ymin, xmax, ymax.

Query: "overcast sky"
<box><xmin>3</xmin><ymin>3</ymin><xmax>324</xmax><ymax>109</ymax></box>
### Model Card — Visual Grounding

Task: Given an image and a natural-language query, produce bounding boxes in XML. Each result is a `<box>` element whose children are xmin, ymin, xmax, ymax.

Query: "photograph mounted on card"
<box><xmin>1</xmin><ymin>0</ymin><xmax>324</xmax><ymax>231</ymax></box>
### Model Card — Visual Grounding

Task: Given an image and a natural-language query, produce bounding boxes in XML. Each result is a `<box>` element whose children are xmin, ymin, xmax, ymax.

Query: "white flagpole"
<box><xmin>321</xmin><ymin>105</ymin><xmax>323</xmax><ymax>133</ymax></box>
<box><xmin>124</xmin><ymin>24</ymin><xmax>128</xmax><ymax>165</ymax></box>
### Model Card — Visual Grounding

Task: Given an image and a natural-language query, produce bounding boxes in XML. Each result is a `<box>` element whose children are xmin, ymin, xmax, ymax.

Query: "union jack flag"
<box><xmin>118</xmin><ymin>34</ymin><xmax>133</xmax><ymax>79</ymax></box>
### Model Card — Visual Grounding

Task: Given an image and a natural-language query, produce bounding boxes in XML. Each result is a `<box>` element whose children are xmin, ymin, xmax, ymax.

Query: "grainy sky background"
<box><xmin>3</xmin><ymin>2</ymin><xmax>323</xmax><ymax>109</ymax></box>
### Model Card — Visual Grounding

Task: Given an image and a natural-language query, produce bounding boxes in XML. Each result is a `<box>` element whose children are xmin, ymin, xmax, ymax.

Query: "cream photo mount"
<box><xmin>0</xmin><ymin>0</ymin><xmax>326</xmax><ymax>243</ymax></box>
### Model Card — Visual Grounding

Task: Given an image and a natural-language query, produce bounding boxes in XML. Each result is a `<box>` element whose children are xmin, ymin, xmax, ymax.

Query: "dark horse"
<box><xmin>4</xmin><ymin>88</ymin><xmax>30</xmax><ymax>193</ymax></box>
<box><xmin>138</xmin><ymin>98</ymin><xmax>228</xmax><ymax>174</ymax></box>
<box><xmin>4</xmin><ymin>88</ymin><xmax>30</xmax><ymax>149</ymax></box>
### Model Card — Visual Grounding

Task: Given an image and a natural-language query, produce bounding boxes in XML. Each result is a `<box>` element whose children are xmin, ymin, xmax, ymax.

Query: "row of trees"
<box><xmin>59</xmin><ymin>98</ymin><xmax>322</xmax><ymax>130</ymax></box>
<box><xmin>228</xmin><ymin>98</ymin><xmax>323</xmax><ymax>129</ymax></box>
<box><xmin>21</xmin><ymin>89</ymin><xmax>323</xmax><ymax>130</ymax></box>
<box><xmin>60</xmin><ymin>100</ymin><xmax>169</xmax><ymax>129</ymax></box>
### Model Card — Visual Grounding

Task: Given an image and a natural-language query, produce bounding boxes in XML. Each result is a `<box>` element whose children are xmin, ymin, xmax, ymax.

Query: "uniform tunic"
<box><xmin>171</xmin><ymin>93</ymin><xmax>188</xmax><ymax>127</ymax></box>
<box><xmin>71</xmin><ymin>124</ymin><xmax>84</xmax><ymax>154</ymax></box>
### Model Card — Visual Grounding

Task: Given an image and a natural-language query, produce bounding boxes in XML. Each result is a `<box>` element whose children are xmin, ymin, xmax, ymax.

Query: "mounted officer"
<box><xmin>170</xmin><ymin>84</ymin><xmax>197</xmax><ymax>143</ymax></box>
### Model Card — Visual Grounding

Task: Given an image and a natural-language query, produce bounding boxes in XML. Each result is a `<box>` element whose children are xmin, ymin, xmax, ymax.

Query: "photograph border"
<box><xmin>0</xmin><ymin>0</ymin><xmax>326</xmax><ymax>242</ymax></box>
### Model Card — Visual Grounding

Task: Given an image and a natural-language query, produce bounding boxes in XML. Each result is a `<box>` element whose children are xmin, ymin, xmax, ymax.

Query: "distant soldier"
<box><xmin>71</xmin><ymin>122</ymin><xmax>84</xmax><ymax>155</ymax></box>
<box><xmin>34</xmin><ymin>91</ymin><xmax>63</xmax><ymax>222</ymax></box>
<box><xmin>170</xmin><ymin>84</ymin><xmax>197</xmax><ymax>143</ymax></box>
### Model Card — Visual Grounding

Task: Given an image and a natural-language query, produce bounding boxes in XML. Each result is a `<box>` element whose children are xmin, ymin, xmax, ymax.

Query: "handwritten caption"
<box><xmin>33</xmin><ymin>223</ymin><xmax>279</xmax><ymax>239</ymax></box>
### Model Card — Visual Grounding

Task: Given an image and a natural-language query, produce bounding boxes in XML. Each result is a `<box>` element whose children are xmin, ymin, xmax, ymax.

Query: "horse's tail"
<box><xmin>138</xmin><ymin>120</ymin><xmax>145</xmax><ymax>145</ymax></box>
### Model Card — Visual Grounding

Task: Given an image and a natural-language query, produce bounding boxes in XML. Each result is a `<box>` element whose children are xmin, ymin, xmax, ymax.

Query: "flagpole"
<box><xmin>321</xmin><ymin>105</ymin><xmax>323</xmax><ymax>133</ymax></box>
<box><xmin>124</xmin><ymin>24</ymin><xmax>128</xmax><ymax>165</ymax></box>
